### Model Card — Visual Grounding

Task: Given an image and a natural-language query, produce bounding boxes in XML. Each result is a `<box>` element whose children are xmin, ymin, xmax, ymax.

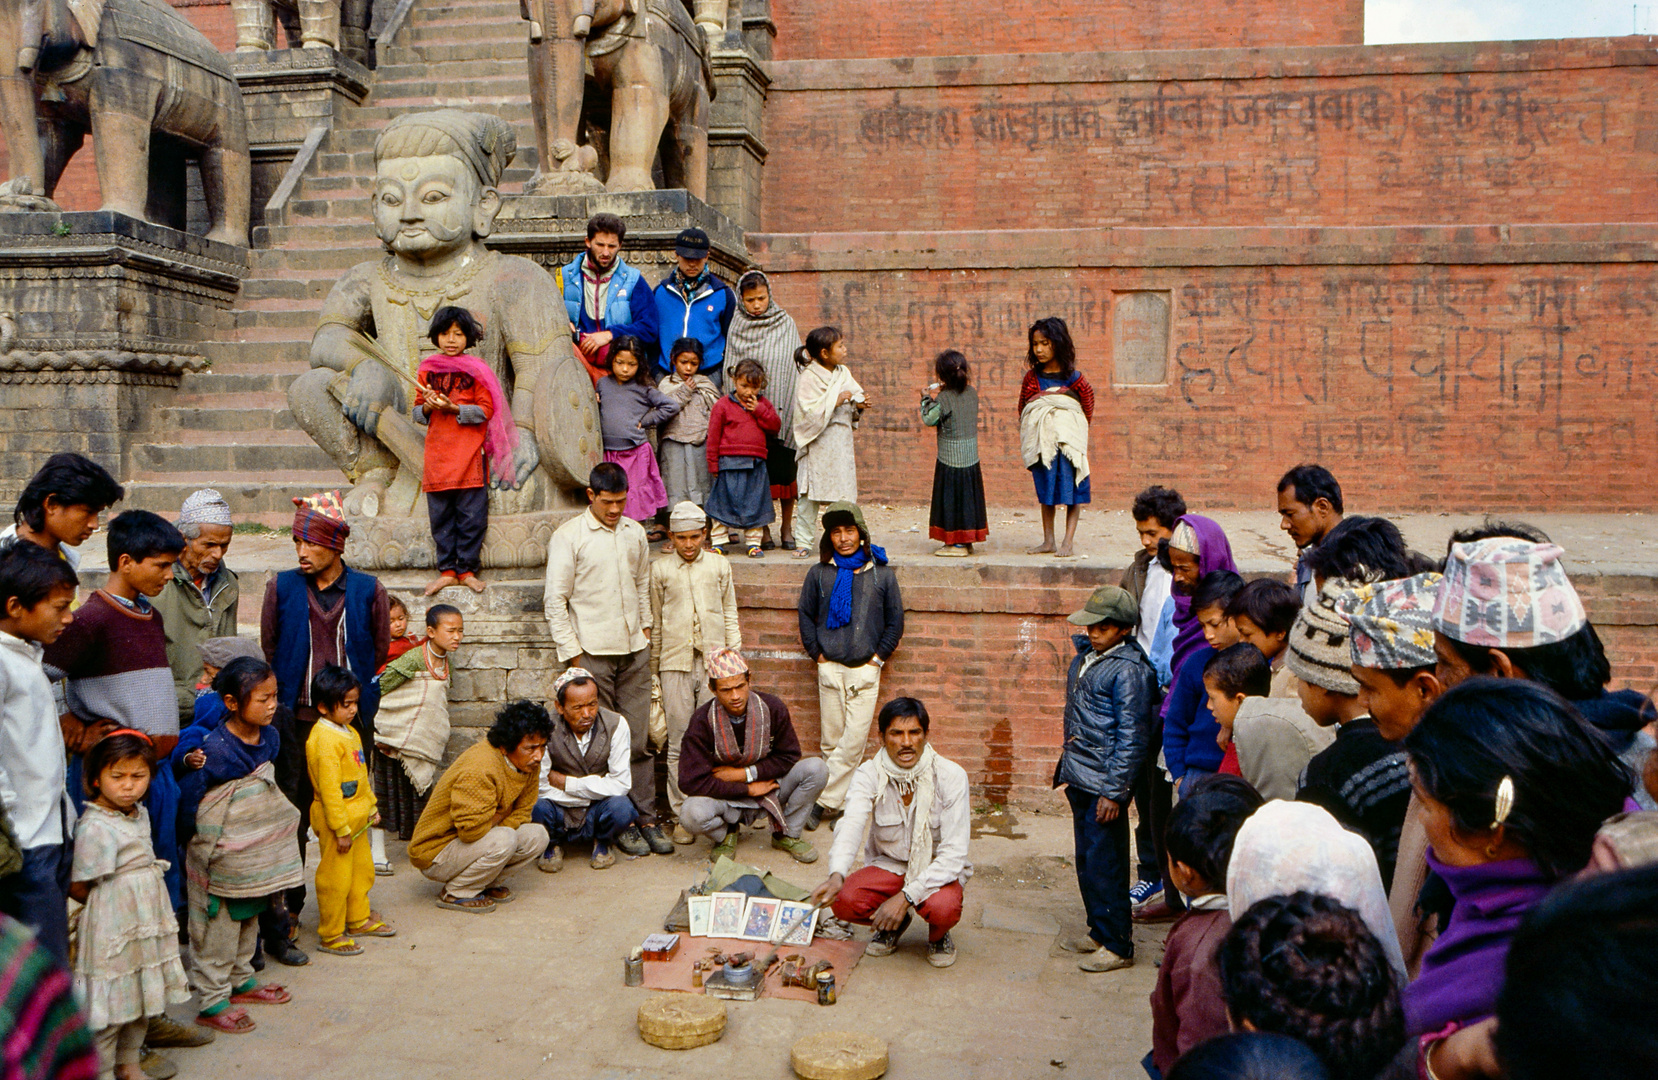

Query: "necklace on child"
<box><xmin>424</xmin><ymin>641</ymin><xmax>450</xmax><ymax>681</ymax></box>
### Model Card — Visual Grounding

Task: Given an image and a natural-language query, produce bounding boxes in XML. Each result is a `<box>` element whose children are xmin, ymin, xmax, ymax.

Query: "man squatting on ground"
<box><xmin>810</xmin><ymin>696</ymin><xmax>971</xmax><ymax>969</ymax></box>
<box><xmin>531</xmin><ymin>667</ymin><xmax>639</xmax><ymax>872</ymax></box>
<box><xmin>676</xmin><ymin>647</ymin><xmax>826</xmax><ymax>864</ymax></box>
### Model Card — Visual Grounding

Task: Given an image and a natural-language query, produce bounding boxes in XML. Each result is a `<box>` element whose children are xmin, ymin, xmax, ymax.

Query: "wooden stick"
<box><xmin>343</xmin><ymin>330</ymin><xmax>426</xmax><ymax>392</ymax></box>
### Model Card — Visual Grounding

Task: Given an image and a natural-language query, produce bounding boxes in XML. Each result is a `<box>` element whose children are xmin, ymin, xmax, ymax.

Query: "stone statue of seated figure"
<box><xmin>290</xmin><ymin>110</ymin><xmax>600</xmax><ymax>565</ymax></box>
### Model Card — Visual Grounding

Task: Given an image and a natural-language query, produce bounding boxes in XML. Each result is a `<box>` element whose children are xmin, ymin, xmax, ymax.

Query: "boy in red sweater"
<box><xmin>1148</xmin><ymin>775</ymin><xmax>1263</xmax><ymax>1077</ymax></box>
<box><xmin>703</xmin><ymin>359</ymin><xmax>780</xmax><ymax>558</ymax></box>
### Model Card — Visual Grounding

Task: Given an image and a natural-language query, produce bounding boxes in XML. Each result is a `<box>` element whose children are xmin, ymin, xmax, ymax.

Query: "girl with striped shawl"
<box><xmin>185</xmin><ymin>658</ymin><xmax>303</xmax><ymax>1034</ymax></box>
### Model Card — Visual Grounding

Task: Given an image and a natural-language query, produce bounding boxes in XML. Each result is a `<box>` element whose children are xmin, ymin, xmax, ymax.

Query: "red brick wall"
<box><xmin>749</xmin><ymin>230</ymin><xmax>1658</xmax><ymax>513</ymax></box>
<box><xmin>762</xmin><ymin>40</ymin><xmax>1658</xmax><ymax>234</ymax></box>
<box><xmin>772</xmin><ymin>0</ymin><xmax>1363</xmax><ymax>61</ymax></box>
<box><xmin>731</xmin><ymin>564</ymin><xmax>1658</xmax><ymax>809</ymax></box>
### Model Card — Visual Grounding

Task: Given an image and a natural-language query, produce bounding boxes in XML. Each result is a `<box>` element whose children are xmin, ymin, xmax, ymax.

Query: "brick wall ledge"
<box><xmin>770</xmin><ymin>35</ymin><xmax>1658</xmax><ymax>90</ymax></box>
<box><xmin>746</xmin><ymin>224</ymin><xmax>1658</xmax><ymax>272</ymax></box>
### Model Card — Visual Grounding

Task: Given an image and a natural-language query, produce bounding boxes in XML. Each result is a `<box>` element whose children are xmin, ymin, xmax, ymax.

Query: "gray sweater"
<box><xmin>598</xmin><ymin>374</ymin><xmax>682</xmax><ymax>452</ymax></box>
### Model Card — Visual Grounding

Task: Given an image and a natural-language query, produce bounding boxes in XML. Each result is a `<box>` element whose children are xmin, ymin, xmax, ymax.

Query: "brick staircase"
<box><xmin>124</xmin><ymin>0</ymin><xmax>542</xmax><ymax>524</ymax></box>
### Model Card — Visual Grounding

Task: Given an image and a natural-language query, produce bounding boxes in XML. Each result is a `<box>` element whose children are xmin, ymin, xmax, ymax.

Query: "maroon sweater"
<box><xmin>1150</xmin><ymin>904</ymin><xmax>1233</xmax><ymax>1074</ymax></box>
<box><xmin>678</xmin><ymin>691</ymin><xmax>802</xmax><ymax>801</ymax></box>
<box><xmin>705</xmin><ymin>393</ymin><xmax>780</xmax><ymax>472</ymax></box>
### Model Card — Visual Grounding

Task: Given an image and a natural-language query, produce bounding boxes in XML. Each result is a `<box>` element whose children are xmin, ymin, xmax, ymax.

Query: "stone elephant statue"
<box><xmin>0</xmin><ymin>0</ymin><xmax>251</xmax><ymax>245</ymax></box>
<box><xmin>232</xmin><ymin>0</ymin><xmax>372</xmax><ymax>67</ymax></box>
<box><xmin>524</xmin><ymin>0</ymin><xmax>714</xmax><ymax>196</ymax></box>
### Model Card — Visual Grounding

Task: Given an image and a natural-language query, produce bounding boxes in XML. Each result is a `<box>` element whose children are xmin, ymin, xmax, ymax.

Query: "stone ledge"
<box><xmin>747</xmin><ymin>223</ymin><xmax>1658</xmax><ymax>272</ymax></box>
<box><xmin>770</xmin><ymin>35</ymin><xmax>1658</xmax><ymax>91</ymax></box>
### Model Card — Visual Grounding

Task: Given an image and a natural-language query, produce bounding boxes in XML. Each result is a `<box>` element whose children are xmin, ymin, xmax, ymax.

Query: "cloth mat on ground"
<box><xmin>639</xmin><ymin>936</ymin><xmax>868</xmax><ymax>1003</ymax></box>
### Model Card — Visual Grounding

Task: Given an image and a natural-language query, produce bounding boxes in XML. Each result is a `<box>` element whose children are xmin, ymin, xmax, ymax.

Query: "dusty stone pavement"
<box><xmin>155</xmin><ymin>810</ymin><xmax>1167</xmax><ymax>1079</ymax></box>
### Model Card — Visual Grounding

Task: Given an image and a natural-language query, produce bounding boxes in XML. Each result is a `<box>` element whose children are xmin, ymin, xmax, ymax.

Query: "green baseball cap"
<box><xmin>1067</xmin><ymin>585</ymin><xmax>1140</xmax><ymax>627</ymax></box>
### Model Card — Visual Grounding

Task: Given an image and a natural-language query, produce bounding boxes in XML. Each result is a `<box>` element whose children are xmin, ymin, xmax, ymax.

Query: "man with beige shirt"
<box><xmin>543</xmin><ymin>463</ymin><xmax>671</xmax><ymax>855</ymax></box>
<box><xmin>650</xmin><ymin>501</ymin><xmax>742</xmax><ymax>843</ymax></box>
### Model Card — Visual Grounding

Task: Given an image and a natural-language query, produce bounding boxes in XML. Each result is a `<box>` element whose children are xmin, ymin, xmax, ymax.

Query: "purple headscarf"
<box><xmin>1165</xmin><ymin>514</ymin><xmax>1238</xmax><ymax>687</ymax></box>
<box><xmin>1402</xmin><ymin>853</ymin><xmax>1552</xmax><ymax>1036</ymax></box>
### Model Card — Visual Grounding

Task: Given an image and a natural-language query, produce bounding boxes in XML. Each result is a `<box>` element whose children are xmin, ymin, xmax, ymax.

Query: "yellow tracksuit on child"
<box><xmin>306</xmin><ymin>719</ymin><xmax>377</xmax><ymax>940</ymax></box>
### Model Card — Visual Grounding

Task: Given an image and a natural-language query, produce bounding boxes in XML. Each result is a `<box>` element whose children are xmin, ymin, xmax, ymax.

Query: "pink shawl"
<box><xmin>418</xmin><ymin>353</ymin><xmax>520</xmax><ymax>485</ymax></box>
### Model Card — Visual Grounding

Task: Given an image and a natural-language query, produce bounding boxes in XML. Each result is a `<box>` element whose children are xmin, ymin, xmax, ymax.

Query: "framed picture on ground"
<box><xmin>687</xmin><ymin>895</ymin><xmax>712</xmax><ymax>937</ymax></box>
<box><xmin>709</xmin><ymin>892</ymin><xmax>747</xmax><ymax>938</ymax></box>
<box><xmin>739</xmin><ymin>897</ymin><xmax>782</xmax><ymax>942</ymax></box>
<box><xmin>774</xmin><ymin>900</ymin><xmax>818</xmax><ymax>946</ymax></box>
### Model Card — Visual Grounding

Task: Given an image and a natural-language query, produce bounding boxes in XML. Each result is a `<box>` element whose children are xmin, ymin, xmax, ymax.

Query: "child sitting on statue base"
<box><xmin>415</xmin><ymin>306</ymin><xmax>520</xmax><ymax>597</ymax></box>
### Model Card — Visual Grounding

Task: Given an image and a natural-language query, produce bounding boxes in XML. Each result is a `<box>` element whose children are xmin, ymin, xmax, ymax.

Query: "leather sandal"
<box><xmin>229</xmin><ymin>983</ymin><xmax>290</xmax><ymax>1005</ymax></box>
<box><xmin>194</xmin><ymin>1007</ymin><xmax>255</xmax><ymax>1034</ymax></box>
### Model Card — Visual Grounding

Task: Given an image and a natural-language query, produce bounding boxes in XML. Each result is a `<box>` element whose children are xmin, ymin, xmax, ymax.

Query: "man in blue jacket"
<box><xmin>559</xmin><ymin>212</ymin><xmax>659</xmax><ymax>380</ymax></box>
<box><xmin>653</xmin><ymin>227</ymin><xmax>735</xmax><ymax>383</ymax></box>
<box><xmin>1054</xmin><ymin>585</ymin><xmax>1157</xmax><ymax>975</ymax></box>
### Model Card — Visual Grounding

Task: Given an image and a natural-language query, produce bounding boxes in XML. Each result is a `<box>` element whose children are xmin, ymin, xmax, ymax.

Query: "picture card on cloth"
<box><xmin>687</xmin><ymin>895</ymin><xmax>712</xmax><ymax>937</ymax></box>
<box><xmin>774</xmin><ymin>900</ymin><xmax>817</xmax><ymax>946</ymax></box>
<box><xmin>739</xmin><ymin>896</ymin><xmax>782</xmax><ymax>942</ymax></box>
<box><xmin>708</xmin><ymin>892</ymin><xmax>747</xmax><ymax>938</ymax></box>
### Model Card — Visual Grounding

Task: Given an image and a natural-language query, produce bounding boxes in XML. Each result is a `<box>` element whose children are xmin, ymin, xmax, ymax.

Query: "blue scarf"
<box><xmin>826</xmin><ymin>545</ymin><xmax>887</xmax><ymax>630</ymax></box>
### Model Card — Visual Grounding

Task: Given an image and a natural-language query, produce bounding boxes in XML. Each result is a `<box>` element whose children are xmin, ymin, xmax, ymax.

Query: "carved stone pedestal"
<box><xmin>233</xmin><ymin>49</ymin><xmax>371</xmax><ymax>231</ymax></box>
<box><xmin>708</xmin><ymin>45</ymin><xmax>770</xmax><ymax>232</ymax></box>
<box><xmin>490</xmin><ymin>188</ymin><xmax>749</xmax><ymax>282</ymax></box>
<box><xmin>0</xmin><ymin>212</ymin><xmax>247</xmax><ymax>501</ymax></box>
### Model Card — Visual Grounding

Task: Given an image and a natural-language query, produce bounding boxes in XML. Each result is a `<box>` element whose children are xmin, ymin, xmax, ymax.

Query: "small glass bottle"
<box><xmin>815</xmin><ymin>969</ymin><xmax>836</xmax><ymax>1005</ymax></box>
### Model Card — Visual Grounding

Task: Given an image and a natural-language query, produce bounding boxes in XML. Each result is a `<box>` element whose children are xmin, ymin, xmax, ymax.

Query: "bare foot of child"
<box><xmin>423</xmin><ymin>573</ymin><xmax>457</xmax><ymax>596</ymax></box>
<box><xmin>1054</xmin><ymin>542</ymin><xmax>1076</xmax><ymax>558</ymax></box>
<box><xmin>1027</xmin><ymin>540</ymin><xmax>1056</xmax><ymax>554</ymax></box>
<box><xmin>461</xmin><ymin>573</ymin><xmax>487</xmax><ymax>594</ymax></box>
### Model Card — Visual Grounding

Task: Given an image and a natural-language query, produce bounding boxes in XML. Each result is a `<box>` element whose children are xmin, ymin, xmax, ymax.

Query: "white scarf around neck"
<box><xmin>870</xmin><ymin>743</ymin><xmax>938</xmax><ymax>891</ymax></box>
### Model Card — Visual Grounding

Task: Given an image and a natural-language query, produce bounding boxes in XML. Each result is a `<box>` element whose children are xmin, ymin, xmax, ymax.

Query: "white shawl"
<box><xmin>866</xmin><ymin>744</ymin><xmax>937</xmax><ymax>892</ymax></box>
<box><xmin>792</xmin><ymin>362</ymin><xmax>861</xmax><ymax>452</ymax></box>
<box><xmin>372</xmin><ymin>654</ymin><xmax>451</xmax><ymax>794</ymax></box>
<box><xmin>1018</xmin><ymin>393</ymin><xmax>1090</xmax><ymax>484</ymax></box>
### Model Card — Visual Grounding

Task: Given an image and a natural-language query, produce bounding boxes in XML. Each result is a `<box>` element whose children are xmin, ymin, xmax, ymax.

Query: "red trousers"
<box><xmin>832</xmin><ymin>866</ymin><xmax>963</xmax><ymax>942</ymax></box>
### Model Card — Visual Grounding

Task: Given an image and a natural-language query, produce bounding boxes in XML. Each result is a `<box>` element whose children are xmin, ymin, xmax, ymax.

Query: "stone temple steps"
<box><xmin>125</xmin><ymin>0</ymin><xmax>547</xmax><ymax>524</ymax></box>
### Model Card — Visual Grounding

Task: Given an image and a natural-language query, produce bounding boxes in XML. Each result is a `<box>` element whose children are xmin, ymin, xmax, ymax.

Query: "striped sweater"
<box><xmin>42</xmin><ymin>591</ymin><xmax>179</xmax><ymax>738</ymax></box>
<box><xmin>0</xmin><ymin>913</ymin><xmax>99</xmax><ymax>1080</ymax></box>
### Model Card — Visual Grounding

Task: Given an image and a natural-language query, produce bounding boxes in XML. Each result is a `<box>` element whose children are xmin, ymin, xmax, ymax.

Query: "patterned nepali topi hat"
<box><xmin>1286</xmin><ymin>579</ymin><xmax>1361</xmax><ymax>695</ymax></box>
<box><xmin>705</xmin><ymin>647</ymin><xmax>749</xmax><ymax>680</ymax></box>
<box><xmin>1432</xmin><ymin>538</ymin><xmax>1587</xmax><ymax>648</ymax></box>
<box><xmin>292</xmin><ymin>490</ymin><xmax>350</xmax><ymax>553</ymax></box>
<box><xmin>553</xmin><ymin>666</ymin><xmax>594</xmax><ymax>698</ymax></box>
<box><xmin>1338</xmin><ymin>573</ymin><xmax>1443</xmax><ymax>671</ymax></box>
<box><xmin>179</xmin><ymin>488</ymin><xmax>232</xmax><ymax>528</ymax></box>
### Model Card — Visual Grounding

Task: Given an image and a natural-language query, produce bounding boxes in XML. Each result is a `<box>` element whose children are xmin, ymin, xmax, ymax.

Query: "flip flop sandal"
<box><xmin>195</xmin><ymin>1008</ymin><xmax>255</xmax><ymax>1034</ymax></box>
<box><xmin>347</xmin><ymin>914</ymin><xmax>397</xmax><ymax>936</ymax></box>
<box><xmin>792</xmin><ymin>547</ymin><xmax>813</xmax><ymax>558</ymax></box>
<box><xmin>436</xmin><ymin>893</ymin><xmax>497</xmax><ymax>914</ymax></box>
<box><xmin>761</xmin><ymin>537</ymin><xmax>777</xmax><ymax>550</ymax></box>
<box><xmin>746</xmin><ymin>545</ymin><xmax>765</xmax><ymax>558</ymax></box>
<box><xmin>374</xmin><ymin>861</ymin><xmax>394</xmax><ymax>876</ymax></box>
<box><xmin>781</xmin><ymin>537</ymin><xmax>797</xmax><ymax>550</ymax></box>
<box><xmin>646</xmin><ymin>528</ymin><xmax>668</xmax><ymax>543</ymax></box>
<box><xmin>229</xmin><ymin>983</ymin><xmax>291</xmax><ymax>1005</ymax></box>
<box><xmin>316</xmin><ymin>935</ymin><xmax>363</xmax><ymax>956</ymax></box>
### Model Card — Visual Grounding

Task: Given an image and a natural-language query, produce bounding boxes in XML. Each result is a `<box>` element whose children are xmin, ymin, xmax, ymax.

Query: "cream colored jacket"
<box><xmin>649</xmin><ymin>548</ymin><xmax>741</xmax><ymax>675</ymax></box>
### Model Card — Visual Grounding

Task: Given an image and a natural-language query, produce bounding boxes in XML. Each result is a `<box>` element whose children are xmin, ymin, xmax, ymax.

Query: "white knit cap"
<box><xmin>179</xmin><ymin>488</ymin><xmax>232</xmax><ymax>527</ymax></box>
<box><xmin>667</xmin><ymin>501</ymin><xmax>707</xmax><ymax>532</ymax></box>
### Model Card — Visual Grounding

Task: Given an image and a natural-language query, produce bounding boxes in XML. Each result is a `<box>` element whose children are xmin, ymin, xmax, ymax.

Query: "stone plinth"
<box><xmin>708</xmin><ymin>45</ymin><xmax>770</xmax><ymax>233</ymax></box>
<box><xmin>232</xmin><ymin>49</ymin><xmax>371</xmax><ymax>230</ymax></box>
<box><xmin>0</xmin><ymin>212</ymin><xmax>247</xmax><ymax>501</ymax></box>
<box><xmin>490</xmin><ymin>189</ymin><xmax>748</xmax><ymax>282</ymax></box>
